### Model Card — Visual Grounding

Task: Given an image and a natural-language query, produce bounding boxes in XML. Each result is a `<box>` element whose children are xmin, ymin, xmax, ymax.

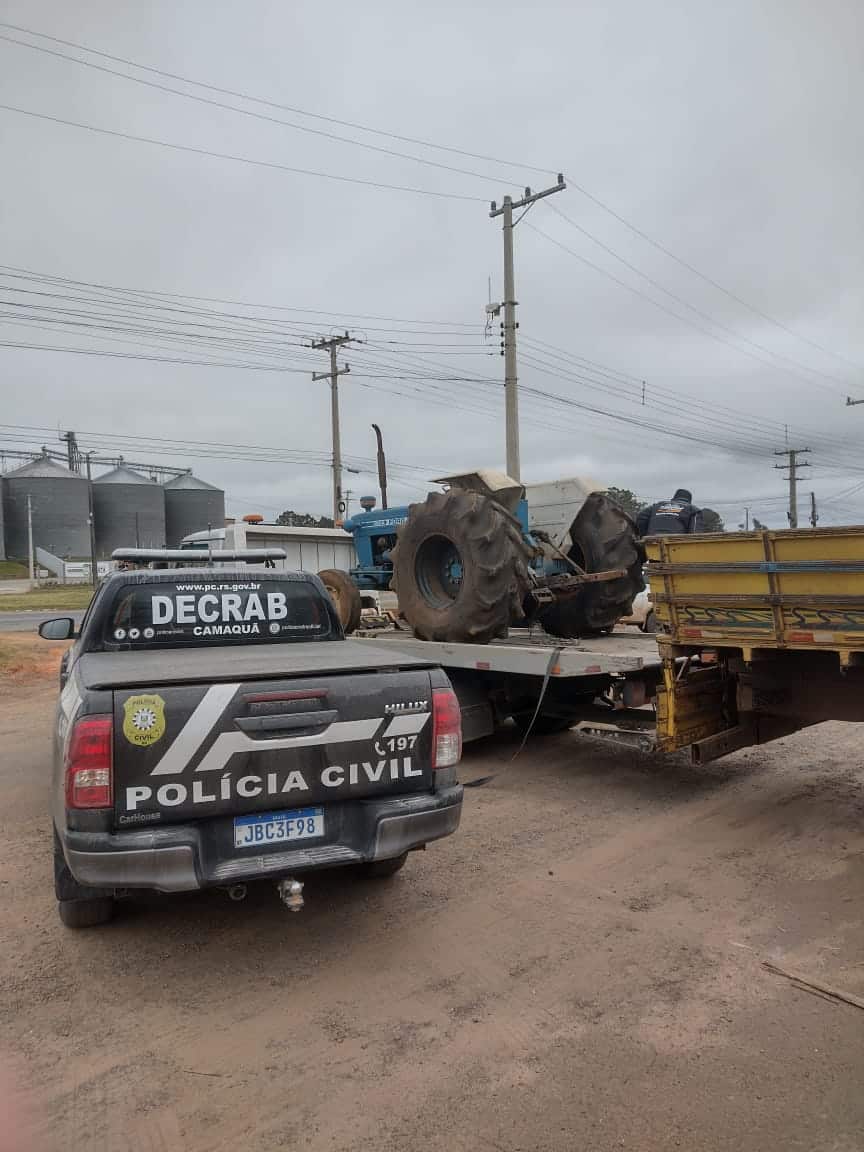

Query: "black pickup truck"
<box><xmin>41</xmin><ymin>564</ymin><xmax>463</xmax><ymax>928</ymax></box>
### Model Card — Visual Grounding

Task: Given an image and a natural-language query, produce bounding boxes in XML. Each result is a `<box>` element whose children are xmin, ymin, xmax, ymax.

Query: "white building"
<box><xmin>181</xmin><ymin>521</ymin><xmax>356</xmax><ymax>574</ymax></box>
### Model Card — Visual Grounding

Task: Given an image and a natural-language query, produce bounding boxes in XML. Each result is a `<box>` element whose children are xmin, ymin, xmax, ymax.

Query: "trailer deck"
<box><xmin>354</xmin><ymin>626</ymin><xmax>659</xmax><ymax>678</ymax></box>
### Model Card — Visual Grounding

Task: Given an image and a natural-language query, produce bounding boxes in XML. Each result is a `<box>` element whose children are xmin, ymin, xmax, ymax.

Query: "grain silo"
<box><xmin>2</xmin><ymin>455</ymin><xmax>90</xmax><ymax>560</ymax></box>
<box><xmin>93</xmin><ymin>464</ymin><xmax>166</xmax><ymax>556</ymax></box>
<box><xmin>163</xmin><ymin>473</ymin><xmax>225</xmax><ymax>546</ymax></box>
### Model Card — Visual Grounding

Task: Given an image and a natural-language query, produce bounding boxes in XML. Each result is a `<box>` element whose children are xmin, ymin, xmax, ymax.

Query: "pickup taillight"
<box><xmin>431</xmin><ymin>688</ymin><xmax>462</xmax><ymax>769</ymax></box>
<box><xmin>65</xmin><ymin>715</ymin><xmax>113</xmax><ymax>809</ymax></box>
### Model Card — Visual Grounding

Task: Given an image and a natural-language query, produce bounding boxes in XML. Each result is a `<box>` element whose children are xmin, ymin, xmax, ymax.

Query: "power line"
<box><xmin>0</xmin><ymin>31</ymin><xmax>537</xmax><ymax>190</ymax></box>
<box><xmin>0</xmin><ymin>103</ymin><xmax>489</xmax><ymax>202</ymax></box>
<box><xmin>0</xmin><ymin>19</ymin><xmax>555</xmax><ymax>177</ymax></box>
<box><xmin>541</xmin><ymin>202</ymin><xmax>853</xmax><ymax>393</ymax></box>
<box><xmin>0</xmin><ymin>264</ymin><xmax>486</xmax><ymax>328</ymax></box>
<box><xmin>6</xmin><ymin>277</ymin><xmax>864</xmax><ymax>477</ymax></box>
<box><xmin>525</xmin><ymin>219</ymin><xmax>849</xmax><ymax>398</ymax></box>
<box><xmin>8</xmin><ymin>264</ymin><xmax>860</xmax><ymax>465</ymax></box>
<box><xmin>545</xmin><ymin>196</ymin><xmax>863</xmax><ymax>378</ymax></box>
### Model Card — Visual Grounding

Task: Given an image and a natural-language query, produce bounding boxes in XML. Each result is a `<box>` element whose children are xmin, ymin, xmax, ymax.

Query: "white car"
<box><xmin>621</xmin><ymin>581</ymin><xmax>656</xmax><ymax>633</ymax></box>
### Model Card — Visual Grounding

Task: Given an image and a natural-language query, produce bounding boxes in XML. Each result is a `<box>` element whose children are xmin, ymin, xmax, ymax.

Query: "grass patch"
<box><xmin>0</xmin><ymin>633</ymin><xmax>68</xmax><ymax>686</ymax></box>
<box><xmin>0</xmin><ymin>560</ymin><xmax>29</xmax><ymax>579</ymax></box>
<box><xmin>0</xmin><ymin>585</ymin><xmax>94</xmax><ymax>612</ymax></box>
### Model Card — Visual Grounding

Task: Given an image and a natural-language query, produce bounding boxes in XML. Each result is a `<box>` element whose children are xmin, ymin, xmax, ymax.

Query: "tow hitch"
<box><xmin>277</xmin><ymin>877</ymin><xmax>304</xmax><ymax>911</ymax></box>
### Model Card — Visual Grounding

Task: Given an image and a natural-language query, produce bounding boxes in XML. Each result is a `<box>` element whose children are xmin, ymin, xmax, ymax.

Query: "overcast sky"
<box><xmin>1</xmin><ymin>0</ymin><xmax>862</xmax><ymax>528</ymax></box>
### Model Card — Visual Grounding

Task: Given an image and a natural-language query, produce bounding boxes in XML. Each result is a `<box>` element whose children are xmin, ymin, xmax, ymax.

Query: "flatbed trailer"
<box><xmin>355</xmin><ymin>626</ymin><xmax>662</xmax><ymax>742</ymax></box>
<box><xmin>358</xmin><ymin>525</ymin><xmax>864</xmax><ymax>764</ymax></box>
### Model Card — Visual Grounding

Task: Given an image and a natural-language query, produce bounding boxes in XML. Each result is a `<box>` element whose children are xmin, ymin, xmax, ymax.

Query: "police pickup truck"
<box><xmin>40</xmin><ymin>552</ymin><xmax>463</xmax><ymax>928</ymax></box>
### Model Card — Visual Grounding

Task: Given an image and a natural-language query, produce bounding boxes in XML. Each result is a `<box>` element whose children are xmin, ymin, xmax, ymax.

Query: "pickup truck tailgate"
<box><xmin>112</xmin><ymin>669</ymin><xmax>435</xmax><ymax>828</ymax></box>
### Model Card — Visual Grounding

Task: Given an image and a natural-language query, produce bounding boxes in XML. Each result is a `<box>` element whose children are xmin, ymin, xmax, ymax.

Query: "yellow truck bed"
<box><xmin>645</xmin><ymin>527</ymin><xmax>864</xmax><ymax>760</ymax></box>
<box><xmin>646</xmin><ymin>526</ymin><xmax>864</xmax><ymax>664</ymax></box>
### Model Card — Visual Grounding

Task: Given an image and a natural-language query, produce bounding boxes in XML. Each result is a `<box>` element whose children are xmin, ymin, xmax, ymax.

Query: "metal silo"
<box><xmin>93</xmin><ymin>464</ymin><xmax>166</xmax><ymax>556</ymax></box>
<box><xmin>163</xmin><ymin>473</ymin><xmax>225</xmax><ymax>546</ymax></box>
<box><xmin>2</xmin><ymin>454</ymin><xmax>90</xmax><ymax>560</ymax></box>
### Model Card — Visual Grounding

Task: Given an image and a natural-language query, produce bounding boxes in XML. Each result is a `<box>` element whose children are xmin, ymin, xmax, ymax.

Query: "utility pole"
<box><xmin>774</xmin><ymin>447</ymin><xmax>811</xmax><ymax>528</ymax></box>
<box><xmin>810</xmin><ymin>491</ymin><xmax>819</xmax><ymax>528</ymax></box>
<box><xmin>312</xmin><ymin>333</ymin><xmax>353</xmax><ymax>524</ymax></box>
<box><xmin>85</xmin><ymin>452</ymin><xmax>98</xmax><ymax>584</ymax></box>
<box><xmin>372</xmin><ymin>423</ymin><xmax>388</xmax><ymax>509</ymax></box>
<box><xmin>26</xmin><ymin>494</ymin><xmax>34</xmax><ymax>589</ymax></box>
<box><xmin>490</xmin><ymin>175</ymin><xmax>566</xmax><ymax>481</ymax></box>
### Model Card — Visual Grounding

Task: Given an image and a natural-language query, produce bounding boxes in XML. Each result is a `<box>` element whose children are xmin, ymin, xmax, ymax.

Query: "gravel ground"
<box><xmin>2</xmin><ymin>647</ymin><xmax>863</xmax><ymax>1151</ymax></box>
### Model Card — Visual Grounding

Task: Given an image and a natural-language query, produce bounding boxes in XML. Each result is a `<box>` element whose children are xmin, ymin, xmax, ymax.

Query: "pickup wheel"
<box><xmin>317</xmin><ymin>569</ymin><xmax>362</xmax><ymax>633</ymax></box>
<box><xmin>54</xmin><ymin>827</ymin><xmax>115</xmax><ymax>929</ymax></box>
<box><xmin>58</xmin><ymin>897</ymin><xmax>115</xmax><ymax>929</ymax></box>
<box><xmin>362</xmin><ymin>852</ymin><xmax>409</xmax><ymax>878</ymax></box>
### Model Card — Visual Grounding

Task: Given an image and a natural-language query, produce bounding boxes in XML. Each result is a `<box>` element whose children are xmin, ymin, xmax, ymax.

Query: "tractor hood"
<box><xmin>433</xmin><ymin>470</ymin><xmax>525</xmax><ymax>515</ymax></box>
<box><xmin>525</xmin><ymin>477</ymin><xmax>603</xmax><ymax>548</ymax></box>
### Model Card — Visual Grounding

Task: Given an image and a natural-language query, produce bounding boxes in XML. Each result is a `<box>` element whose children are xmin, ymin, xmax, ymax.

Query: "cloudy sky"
<box><xmin>1</xmin><ymin>0</ymin><xmax>862</xmax><ymax>528</ymax></box>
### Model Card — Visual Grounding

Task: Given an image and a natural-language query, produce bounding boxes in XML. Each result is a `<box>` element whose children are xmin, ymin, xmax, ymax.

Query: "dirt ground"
<box><xmin>2</xmin><ymin>640</ymin><xmax>864</xmax><ymax>1152</ymax></box>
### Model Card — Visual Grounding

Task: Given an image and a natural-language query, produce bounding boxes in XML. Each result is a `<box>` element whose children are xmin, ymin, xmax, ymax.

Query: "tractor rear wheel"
<box><xmin>391</xmin><ymin>488</ymin><xmax>533</xmax><ymax>643</ymax></box>
<box><xmin>317</xmin><ymin>569</ymin><xmax>362</xmax><ymax>634</ymax></box>
<box><xmin>537</xmin><ymin>492</ymin><xmax>645</xmax><ymax>638</ymax></box>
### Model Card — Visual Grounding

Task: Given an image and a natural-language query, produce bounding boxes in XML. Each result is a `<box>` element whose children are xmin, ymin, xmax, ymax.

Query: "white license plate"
<box><xmin>233</xmin><ymin>807</ymin><xmax>324</xmax><ymax>849</ymax></box>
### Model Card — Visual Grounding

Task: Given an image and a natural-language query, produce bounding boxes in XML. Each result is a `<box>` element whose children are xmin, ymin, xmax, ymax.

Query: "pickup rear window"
<box><xmin>103</xmin><ymin>579</ymin><xmax>333</xmax><ymax>648</ymax></box>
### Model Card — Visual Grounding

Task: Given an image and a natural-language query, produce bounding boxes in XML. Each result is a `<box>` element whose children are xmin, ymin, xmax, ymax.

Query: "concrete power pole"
<box><xmin>312</xmin><ymin>333</ymin><xmax>353</xmax><ymax>524</ymax></box>
<box><xmin>26</xmin><ymin>494</ymin><xmax>34</xmax><ymax>589</ymax></box>
<box><xmin>85</xmin><ymin>452</ymin><xmax>98</xmax><ymax>584</ymax></box>
<box><xmin>774</xmin><ymin>447</ymin><xmax>811</xmax><ymax>528</ymax></box>
<box><xmin>810</xmin><ymin>491</ymin><xmax>819</xmax><ymax>528</ymax></box>
<box><xmin>489</xmin><ymin>175</ymin><xmax>566</xmax><ymax>481</ymax></box>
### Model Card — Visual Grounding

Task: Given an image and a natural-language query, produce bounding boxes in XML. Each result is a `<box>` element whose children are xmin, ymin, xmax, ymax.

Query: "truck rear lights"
<box><xmin>65</xmin><ymin>715</ymin><xmax>113</xmax><ymax>809</ymax></box>
<box><xmin>431</xmin><ymin>688</ymin><xmax>462</xmax><ymax>768</ymax></box>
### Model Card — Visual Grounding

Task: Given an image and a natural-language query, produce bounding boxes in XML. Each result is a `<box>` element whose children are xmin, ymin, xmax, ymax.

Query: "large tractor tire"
<box><xmin>317</xmin><ymin>569</ymin><xmax>362</xmax><ymax>634</ymax></box>
<box><xmin>391</xmin><ymin>488</ymin><xmax>533</xmax><ymax>643</ymax></box>
<box><xmin>538</xmin><ymin>492</ymin><xmax>645</xmax><ymax>639</ymax></box>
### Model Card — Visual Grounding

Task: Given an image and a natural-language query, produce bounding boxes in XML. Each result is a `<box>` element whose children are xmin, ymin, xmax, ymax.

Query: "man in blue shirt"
<box><xmin>636</xmin><ymin>489</ymin><xmax>704</xmax><ymax>535</ymax></box>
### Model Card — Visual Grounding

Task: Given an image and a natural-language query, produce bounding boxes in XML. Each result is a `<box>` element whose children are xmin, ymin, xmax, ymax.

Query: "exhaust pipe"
<box><xmin>226</xmin><ymin>884</ymin><xmax>247</xmax><ymax>902</ymax></box>
<box><xmin>277</xmin><ymin>877</ymin><xmax>304</xmax><ymax>912</ymax></box>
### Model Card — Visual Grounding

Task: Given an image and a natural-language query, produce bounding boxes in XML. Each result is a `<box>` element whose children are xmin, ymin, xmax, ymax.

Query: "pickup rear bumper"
<box><xmin>61</xmin><ymin>785</ymin><xmax>463</xmax><ymax>893</ymax></box>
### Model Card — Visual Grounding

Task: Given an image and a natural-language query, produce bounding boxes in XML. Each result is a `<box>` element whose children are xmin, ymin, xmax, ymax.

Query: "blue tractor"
<box><xmin>336</xmin><ymin>471</ymin><xmax>643</xmax><ymax>645</ymax></box>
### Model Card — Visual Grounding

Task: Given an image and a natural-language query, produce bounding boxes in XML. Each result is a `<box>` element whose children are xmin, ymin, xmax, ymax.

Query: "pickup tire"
<box><xmin>362</xmin><ymin>852</ymin><xmax>409</xmax><ymax>878</ymax></box>
<box><xmin>392</xmin><ymin>488</ymin><xmax>533</xmax><ymax>643</ymax></box>
<box><xmin>54</xmin><ymin>828</ymin><xmax>115</xmax><ymax>929</ymax></box>
<box><xmin>538</xmin><ymin>492</ymin><xmax>645</xmax><ymax>638</ymax></box>
<box><xmin>318</xmin><ymin>569</ymin><xmax>362</xmax><ymax>634</ymax></box>
<box><xmin>58</xmin><ymin>897</ymin><xmax>115</xmax><ymax>929</ymax></box>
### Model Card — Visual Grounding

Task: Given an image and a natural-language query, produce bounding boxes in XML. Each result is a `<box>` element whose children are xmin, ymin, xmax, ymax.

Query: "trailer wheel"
<box><xmin>318</xmin><ymin>569</ymin><xmax>362</xmax><ymax>633</ymax></box>
<box><xmin>391</xmin><ymin>488</ymin><xmax>533</xmax><ymax>643</ymax></box>
<box><xmin>538</xmin><ymin>492</ymin><xmax>645</xmax><ymax>638</ymax></box>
